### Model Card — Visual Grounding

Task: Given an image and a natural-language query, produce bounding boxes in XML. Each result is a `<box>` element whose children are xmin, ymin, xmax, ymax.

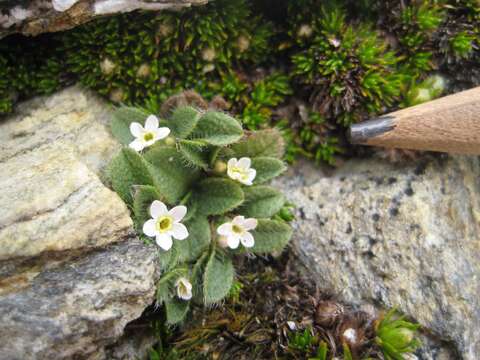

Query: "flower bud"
<box><xmin>217</xmin><ymin>235</ymin><xmax>229</xmax><ymax>248</ymax></box>
<box><xmin>164</xmin><ymin>136</ymin><xmax>176</xmax><ymax>146</ymax></box>
<box><xmin>213</xmin><ymin>160</ymin><xmax>227</xmax><ymax>174</ymax></box>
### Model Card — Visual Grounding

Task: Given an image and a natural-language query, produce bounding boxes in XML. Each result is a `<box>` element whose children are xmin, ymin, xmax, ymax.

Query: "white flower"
<box><xmin>143</xmin><ymin>200</ymin><xmax>189</xmax><ymax>250</ymax></box>
<box><xmin>217</xmin><ymin>215</ymin><xmax>258</xmax><ymax>249</ymax></box>
<box><xmin>227</xmin><ymin>157</ymin><xmax>256</xmax><ymax>186</ymax></box>
<box><xmin>129</xmin><ymin>115</ymin><xmax>170</xmax><ymax>152</ymax></box>
<box><xmin>175</xmin><ymin>277</ymin><xmax>192</xmax><ymax>300</ymax></box>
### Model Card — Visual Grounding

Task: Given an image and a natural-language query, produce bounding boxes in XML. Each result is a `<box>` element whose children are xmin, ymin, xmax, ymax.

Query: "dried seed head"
<box><xmin>237</xmin><ymin>35</ymin><xmax>250</xmax><ymax>52</ymax></box>
<box><xmin>100</xmin><ymin>58</ymin><xmax>115</xmax><ymax>75</ymax></box>
<box><xmin>315</xmin><ymin>300</ymin><xmax>344</xmax><ymax>327</ymax></box>
<box><xmin>298</xmin><ymin>24</ymin><xmax>313</xmax><ymax>38</ymax></box>
<box><xmin>136</xmin><ymin>63</ymin><xmax>151</xmax><ymax>78</ymax></box>
<box><xmin>158</xmin><ymin>22</ymin><xmax>173</xmax><ymax>37</ymax></box>
<box><xmin>336</xmin><ymin>315</ymin><xmax>367</xmax><ymax>354</ymax></box>
<box><xmin>201</xmin><ymin>48</ymin><xmax>216</xmax><ymax>62</ymax></box>
<box><xmin>109</xmin><ymin>88</ymin><xmax>125</xmax><ymax>103</ymax></box>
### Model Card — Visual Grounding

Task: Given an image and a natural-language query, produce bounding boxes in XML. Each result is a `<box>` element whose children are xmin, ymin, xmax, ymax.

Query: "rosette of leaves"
<box><xmin>106</xmin><ymin>104</ymin><xmax>293</xmax><ymax>324</ymax></box>
<box><xmin>374</xmin><ymin>309</ymin><xmax>421</xmax><ymax>360</ymax></box>
<box><xmin>288</xmin><ymin>2</ymin><xmax>408</xmax><ymax>126</ymax></box>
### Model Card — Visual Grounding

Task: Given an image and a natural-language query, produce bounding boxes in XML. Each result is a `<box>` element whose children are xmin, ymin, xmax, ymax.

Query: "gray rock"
<box><xmin>0</xmin><ymin>0</ymin><xmax>208</xmax><ymax>39</ymax></box>
<box><xmin>276</xmin><ymin>157</ymin><xmax>480</xmax><ymax>360</ymax></box>
<box><xmin>0</xmin><ymin>87</ymin><xmax>160</xmax><ymax>359</ymax></box>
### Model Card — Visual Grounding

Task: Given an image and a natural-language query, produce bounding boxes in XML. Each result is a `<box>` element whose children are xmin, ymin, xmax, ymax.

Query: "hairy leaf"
<box><xmin>238</xmin><ymin>185</ymin><xmax>285</xmax><ymax>218</ymax></box>
<box><xmin>144</xmin><ymin>145</ymin><xmax>201</xmax><ymax>204</ymax></box>
<box><xmin>191</xmin><ymin>111</ymin><xmax>243</xmax><ymax>146</ymax></box>
<box><xmin>203</xmin><ymin>251</ymin><xmax>234</xmax><ymax>304</ymax></box>
<box><xmin>249</xmin><ymin>219</ymin><xmax>292</xmax><ymax>253</ymax></box>
<box><xmin>132</xmin><ymin>185</ymin><xmax>162</xmax><ymax>226</ymax></box>
<box><xmin>165</xmin><ymin>298</ymin><xmax>190</xmax><ymax>324</ymax></box>
<box><xmin>105</xmin><ymin>148</ymin><xmax>154</xmax><ymax>204</ymax></box>
<box><xmin>178</xmin><ymin>139</ymin><xmax>210</xmax><ymax>168</ymax></box>
<box><xmin>168</xmin><ymin>106</ymin><xmax>201</xmax><ymax>138</ymax></box>
<box><xmin>110</xmin><ymin>106</ymin><xmax>151</xmax><ymax>145</ymax></box>
<box><xmin>251</xmin><ymin>157</ymin><xmax>286</xmax><ymax>184</ymax></box>
<box><xmin>193</xmin><ymin>178</ymin><xmax>244</xmax><ymax>215</ymax></box>
<box><xmin>175</xmin><ymin>215</ymin><xmax>211</xmax><ymax>262</ymax></box>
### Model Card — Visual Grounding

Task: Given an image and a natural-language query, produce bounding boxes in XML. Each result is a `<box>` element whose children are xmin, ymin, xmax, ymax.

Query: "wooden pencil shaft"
<box><xmin>349</xmin><ymin>86</ymin><xmax>480</xmax><ymax>155</ymax></box>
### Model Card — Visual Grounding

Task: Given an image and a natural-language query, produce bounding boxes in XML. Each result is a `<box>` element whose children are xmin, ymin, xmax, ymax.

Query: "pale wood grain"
<box><xmin>359</xmin><ymin>86</ymin><xmax>480</xmax><ymax>154</ymax></box>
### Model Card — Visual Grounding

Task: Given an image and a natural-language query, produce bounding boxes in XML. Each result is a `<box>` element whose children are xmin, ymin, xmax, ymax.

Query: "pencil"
<box><xmin>349</xmin><ymin>86</ymin><xmax>480</xmax><ymax>155</ymax></box>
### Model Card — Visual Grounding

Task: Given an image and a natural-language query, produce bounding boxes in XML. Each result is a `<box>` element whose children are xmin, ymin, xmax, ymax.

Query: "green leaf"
<box><xmin>132</xmin><ymin>185</ymin><xmax>162</xmax><ymax>226</ymax></box>
<box><xmin>144</xmin><ymin>145</ymin><xmax>201</xmax><ymax>204</ymax></box>
<box><xmin>252</xmin><ymin>157</ymin><xmax>286</xmax><ymax>184</ymax></box>
<box><xmin>156</xmin><ymin>267</ymin><xmax>186</xmax><ymax>304</ymax></box>
<box><xmin>165</xmin><ymin>298</ymin><xmax>190</xmax><ymax>324</ymax></box>
<box><xmin>175</xmin><ymin>216</ymin><xmax>211</xmax><ymax>262</ymax></box>
<box><xmin>316</xmin><ymin>341</ymin><xmax>328</xmax><ymax>360</ymax></box>
<box><xmin>193</xmin><ymin>178</ymin><xmax>244</xmax><ymax>215</ymax></box>
<box><xmin>168</xmin><ymin>106</ymin><xmax>201</xmax><ymax>138</ymax></box>
<box><xmin>231</xmin><ymin>129</ymin><xmax>285</xmax><ymax>158</ymax></box>
<box><xmin>178</xmin><ymin>139</ymin><xmax>210</xmax><ymax>168</ymax></box>
<box><xmin>203</xmin><ymin>251</ymin><xmax>234</xmax><ymax>304</ymax></box>
<box><xmin>110</xmin><ymin>106</ymin><xmax>150</xmax><ymax>145</ymax></box>
<box><xmin>191</xmin><ymin>251</ymin><xmax>209</xmax><ymax>303</ymax></box>
<box><xmin>343</xmin><ymin>343</ymin><xmax>353</xmax><ymax>360</ymax></box>
<box><xmin>191</xmin><ymin>111</ymin><xmax>243</xmax><ymax>146</ymax></box>
<box><xmin>249</xmin><ymin>219</ymin><xmax>292</xmax><ymax>253</ymax></box>
<box><xmin>105</xmin><ymin>148</ymin><xmax>154</xmax><ymax>204</ymax></box>
<box><xmin>238</xmin><ymin>185</ymin><xmax>285</xmax><ymax>218</ymax></box>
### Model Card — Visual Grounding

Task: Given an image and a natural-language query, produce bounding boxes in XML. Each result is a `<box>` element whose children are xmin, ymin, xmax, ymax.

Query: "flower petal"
<box><xmin>241</xmin><ymin>231</ymin><xmax>255</xmax><ymax>248</ymax></box>
<box><xmin>129</xmin><ymin>139</ymin><xmax>145</xmax><ymax>152</ymax></box>
<box><xmin>129</xmin><ymin>122</ymin><xmax>144</xmax><ymax>137</ymax></box>
<box><xmin>155</xmin><ymin>127</ymin><xmax>171</xmax><ymax>140</ymax></box>
<box><xmin>172</xmin><ymin>223</ymin><xmax>189</xmax><ymax>240</ymax></box>
<box><xmin>242</xmin><ymin>218</ymin><xmax>258</xmax><ymax>230</ymax></box>
<box><xmin>150</xmin><ymin>200</ymin><xmax>168</xmax><ymax>218</ymax></box>
<box><xmin>145</xmin><ymin>114</ymin><xmax>159</xmax><ymax>130</ymax></box>
<box><xmin>143</xmin><ymin>219</ymin><xmax>157</xmax><ymax>237</ymax></box>
<box><xmin>247</xmin><ymin>168</ymin><xmax>256</xmax><ymax>182</ymax></box>
<box><xmin>217</xmin><ymin>222</ymin><xmax>233</xmax><ymax>236</ymax></box>
<box><xmin>156</xmin><ymin>233</ymin><xmax>173</xmax><ymax>250</ymax></box>
<box><xmin>232</xmin><ymin>215</ymin><xmax>246</xmax><ymax>226</ymax></box>
<box><xmin>169</xmin><ymin>205</ymin><xmax>187</xmax><ymax>222</ymax></box>
<box><xmin>238</xmin><ymin>157</ymin><xmax>251</xmax><ymax>169</ymax></box>
<box><xmin>227</xmin><ymin>158</ymin><xmax>238</xmax><ymax>169</ymax></box>
<box><xmin>227</xmin><ymin>235</ymin><xmax>241</xmax><ymax>249</ymax></box>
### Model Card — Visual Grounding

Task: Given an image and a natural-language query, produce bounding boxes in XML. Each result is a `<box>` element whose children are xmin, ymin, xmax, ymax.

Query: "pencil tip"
<box><xmin>349</xmin><ymin>116</ymin><xmax>396</xmax><ymax>144</ymax></box>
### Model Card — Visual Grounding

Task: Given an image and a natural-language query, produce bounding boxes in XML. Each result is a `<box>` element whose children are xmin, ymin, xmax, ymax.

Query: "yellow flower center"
<box><xmin>156</xmin><ymin>216</ymin><xmax>173</xmax><ymax>233</ymax></box>
<box><xmin>232</xmin><ymin>224</ymin><xmax>243</xmax><ymax>234</ymax></box>
<box><xmin>231</xmin><ymin>167</ymin><xmax>248</xmax><ymax>181</ymax></box>
<box><xmin>143</xmin><ymin>132</ymin><xmax>155</xmax><ymax>142</ymax></box>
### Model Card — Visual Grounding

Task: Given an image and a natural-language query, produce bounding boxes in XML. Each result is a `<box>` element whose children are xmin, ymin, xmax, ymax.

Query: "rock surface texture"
<box><xmin>0</xmin><ymin>0</ymin><xmax>208</xmax><ymax>39</ymax></box>
<box><xmin>0</xmin><ymin>87</ymin><xmax>159</xmax><ymax>359</ymax></box>
<box><xmin>276</xmin><ymin>157</ymin><xmax>480</xmax><ymax>360</ymax></box>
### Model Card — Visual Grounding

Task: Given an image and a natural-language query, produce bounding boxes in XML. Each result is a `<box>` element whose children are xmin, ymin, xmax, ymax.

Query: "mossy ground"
<box><xmin>123</xmin><ymin>250</ymin><xmax>418</xmax><ymax>360</ymax></box>
<box><xmin>1</xmin><ymin>0</ymin><xmax>479</xmax><ymax>164</ymax></box>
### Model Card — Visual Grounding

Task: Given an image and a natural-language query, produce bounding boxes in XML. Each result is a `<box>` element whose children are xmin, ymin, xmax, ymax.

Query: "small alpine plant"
<box><xmin>106</xmin><ymin>102</ymin><xmax>293</xmax><ymax>324</ymax></box>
